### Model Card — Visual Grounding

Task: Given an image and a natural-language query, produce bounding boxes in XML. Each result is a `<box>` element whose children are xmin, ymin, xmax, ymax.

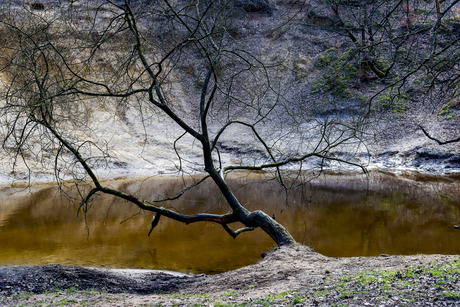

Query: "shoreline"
<box><xmin>0</xmin><ymin>166</ymin><xmax>459</xmax><ymax>188</ymax></box>
<box><xmin>1</xmin><ymin>170</ymin><xmax>458</xmax><ymax>305</ymax></box>
<box><xmin>1</xmin><ymin>246</ymin><xmax>459</xmax><ymax>306</ymax></box>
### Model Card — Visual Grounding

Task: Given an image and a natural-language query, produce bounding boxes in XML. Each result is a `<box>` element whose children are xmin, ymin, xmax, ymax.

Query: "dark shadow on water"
<box><xmin>0</xmin><ymin>171</ymin><xmax>459</xmax><ymax>274</ymax></box>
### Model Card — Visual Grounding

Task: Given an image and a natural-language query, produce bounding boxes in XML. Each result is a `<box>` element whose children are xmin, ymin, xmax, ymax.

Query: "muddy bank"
<box><xmin>1</xmin><ymin>245</ymin><xmax>459</xmax><ymax>306</ymax></box>
<box><xmin>0</xmin><ymin>265</ymin><xmax>197</xmax><ymax>295</ymax></box>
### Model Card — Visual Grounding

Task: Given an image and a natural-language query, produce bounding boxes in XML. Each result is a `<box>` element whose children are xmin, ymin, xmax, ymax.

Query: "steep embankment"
<box><xmin>0</xmin><ymin>0</ymin><xmax>458</xmax><ymax>185</ymax></box>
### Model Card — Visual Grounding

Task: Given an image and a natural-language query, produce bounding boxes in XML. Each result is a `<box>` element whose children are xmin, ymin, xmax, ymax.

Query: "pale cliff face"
<box><xmin>0</xmin><ymin>0</ymin><xmax>458</xmax><ymax>185</ymax></box>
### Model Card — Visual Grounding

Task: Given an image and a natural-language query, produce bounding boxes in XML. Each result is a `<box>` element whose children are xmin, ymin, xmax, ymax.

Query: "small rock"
<box><xmin>293</xmin><ymin>55</ymin><xmax>312</xmax><ymax>80</ymax></box>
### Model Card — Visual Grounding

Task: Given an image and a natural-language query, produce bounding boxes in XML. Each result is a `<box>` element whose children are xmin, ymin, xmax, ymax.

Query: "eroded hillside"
<box><xmin>0</xmin><ymin>0</ymin><xmax>459</xmax><ymax>184</ymax></box>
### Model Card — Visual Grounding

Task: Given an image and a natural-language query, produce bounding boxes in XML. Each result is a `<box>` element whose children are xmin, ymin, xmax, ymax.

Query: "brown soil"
<box><xmin>1</xmin><ymin>245</ymin><xmax>459</xmax><ymax>306</ymax></box>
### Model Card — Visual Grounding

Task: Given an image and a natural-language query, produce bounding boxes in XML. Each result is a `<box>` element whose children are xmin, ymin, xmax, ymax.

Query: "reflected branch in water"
<box><xmin>148</xmin><ymin>175</ymin><xmax>211</xmax><ymax>203</ymax></box>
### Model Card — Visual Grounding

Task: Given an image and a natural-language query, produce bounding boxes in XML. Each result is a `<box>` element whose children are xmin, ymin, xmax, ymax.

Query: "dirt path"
<box><xmin>1</xmin><ymin>245</ymin><xmax>459</xmax><ymax>306</ymax></box>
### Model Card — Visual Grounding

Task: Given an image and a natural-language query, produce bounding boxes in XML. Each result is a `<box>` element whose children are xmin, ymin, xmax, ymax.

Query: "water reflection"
<box><xmin>0</xmin><ymin>172</ymin><xmax>459</xmax><ymax>274</ymax></box>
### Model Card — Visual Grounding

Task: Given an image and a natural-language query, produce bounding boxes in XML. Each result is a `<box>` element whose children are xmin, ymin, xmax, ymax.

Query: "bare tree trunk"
<box><xmin>207</xmin><ymin>168</ymin><xmax>296</xmax><ymax>246</ymax></box>
<box><xmin>243</xmin><ymin>210</ymin><xmax>296</xmax><ymax>246</ymax></box>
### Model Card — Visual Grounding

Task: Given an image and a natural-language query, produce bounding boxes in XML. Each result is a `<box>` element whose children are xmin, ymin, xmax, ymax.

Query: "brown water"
<box><xmin>0</xmin><ymin>172</ymin><xmax>459</xmax><ymax>274</ymax></box>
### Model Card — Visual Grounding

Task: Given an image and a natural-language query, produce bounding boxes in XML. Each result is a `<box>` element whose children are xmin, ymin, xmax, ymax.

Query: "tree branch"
<box><xmin>224</xmin><ymin>152</ymin><xmax>367</xmax><ymax>174</ymax></box>
<box><xmin>148</xmin><ymin>213</ymin><xmax>161</xmax><ymax>236</ymax></box>
<box><xmin>222</xmin><ymin>224</ymin><xmax>255</xmax><ymax>239</ymax></box>
<box><xmin>96</xmin><ymin>186</ymin><xmax>236</xmax><ymax>224</ymax></box>
<box><xmin>420</xmin><ymin>126</ymin><xmax>460</xmax><ymax>145</ymax></box>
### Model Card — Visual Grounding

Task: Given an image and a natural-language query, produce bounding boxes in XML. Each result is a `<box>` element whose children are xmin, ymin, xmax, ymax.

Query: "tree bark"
<box><xmin>243</xmin><ymin>210</ymin><xmax>296</xmax><ymax>246</ymax></box>
<box><xmin>207</xmin><ymin>167</ymin><xmax>296</xmax><ymax>246</ymax></box>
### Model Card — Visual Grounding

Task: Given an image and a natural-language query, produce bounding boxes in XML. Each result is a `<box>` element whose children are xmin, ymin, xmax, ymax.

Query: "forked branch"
<box><xmin>222</xmin><ymin>224</ymin><xmax>256</xmax><ymax>239</ymax></box>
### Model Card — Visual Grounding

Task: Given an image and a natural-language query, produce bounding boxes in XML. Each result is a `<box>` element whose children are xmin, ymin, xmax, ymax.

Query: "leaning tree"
<box><xmin>0</xmin><ymin>0</ymin><xmax>406</xmax><ymax>247</ymax></box>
